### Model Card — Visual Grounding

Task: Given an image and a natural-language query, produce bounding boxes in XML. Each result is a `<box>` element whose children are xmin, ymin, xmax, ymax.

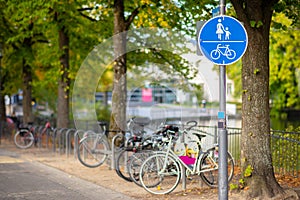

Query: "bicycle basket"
<box><xmin>128</xmin><ymin>117</ymin><xmax>150</xmax><ymax>136</ymax></box>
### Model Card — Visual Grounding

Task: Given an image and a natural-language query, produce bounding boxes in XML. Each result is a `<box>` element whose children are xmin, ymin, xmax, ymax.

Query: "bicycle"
<box><xmin>14</xmin><ymin>121</ymin><xmax>52</xmax><ymax>149</ymax></box>
<box><xmin>139</xmin><ymin>128</ymin><xmax>235</xmax><ymax>195</ymax></box>
<box><xmin>115</xmin><ymin>124</ymin><xmax>178</xmax><ymax>184</ymax></box>
<box><xmin>77</xmin><ymin>117</ymin><xmax>151</xmax><ymax>169</ymax></box>
<box><xmin>114</xmin><ymin>117</ymin><xmax>154</xmax><ymax>181</ymax></box>
<box><xmin>117</xmin><ymin>121</ymin><xmax>197</xmax><ymax>186</ymax></box>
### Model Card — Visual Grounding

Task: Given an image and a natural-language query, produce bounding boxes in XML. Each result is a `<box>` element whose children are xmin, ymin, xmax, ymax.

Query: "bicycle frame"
<box><xmin>158</xmin><ymin>136</ymin><xmax>219</xmax><ymax>176</ymax></box>
<box><xmin>79</xmin><ymin>131</ymin><xmax>109</xmax><ymax>153</ymax></box>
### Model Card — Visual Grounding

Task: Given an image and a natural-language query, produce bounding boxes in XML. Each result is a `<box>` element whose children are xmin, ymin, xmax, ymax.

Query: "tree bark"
<box><xmin>0</xmin><ymin>58</ymin><xmax>6</xmax><ymax>122</ymax></box>
<box><xmin>230</xmin><ymin>0</ymin><xmax>289</xmax><ymax>199</ymax></box>
<box><xmin>22</xmin><ymin>58</ymin><xmax>34</xmax><ymax>124</ymax></box>
<box><xmin>109</xmin><ymin>0</ymin><xmax>128</xmax><ymax>141</ymax></box>
<box><xmin>56</xmin><ymin>25</ymin><xmax>70</xmax><ymax>128</ymax></box>
<box><xmin>109</xmin><ymin>0</ymin><xmax>141</xmax><ymax>141</ymax></box>
<box><xmin>0</xmin><ymin>57</ymin><xmax>6</xmax><ymax>139</ymax></box>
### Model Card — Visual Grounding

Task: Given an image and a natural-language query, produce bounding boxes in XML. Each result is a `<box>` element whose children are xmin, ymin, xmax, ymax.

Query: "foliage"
<box><xmin>227</xmin><ymin>11</ymin><xmax>300</xmax><ymax>117</ymax></box>
<box><xmin>271</xmin><ymin>127</ymin><xmax>300</xmax><ymax>176</ymax></box>
<box><xmin>243</xmin><ymin>165</ymin><xmax>253</xmax><ymax>177</ymax></box>
<box><xmin>226</xmin><ymin>60</ymin><xmax>242</xmax><ymax>100</ymax></box>
<box><xmin>270</xmin><ymin>13</ymin><xmax>300</xmax><ymax>115</ymax></box>
<box><xmin>0</xmin><ymin>0</ymin><xmax>109</xmax><ymax>114</ymax></box>
<box><xmin>95</xmin><ymin>102</ymin><xmax>111</xmax><ymax>123</ymax></box>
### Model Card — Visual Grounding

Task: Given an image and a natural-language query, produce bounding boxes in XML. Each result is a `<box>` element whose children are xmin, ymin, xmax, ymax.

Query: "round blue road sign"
<box><xmin>198</xmin><ymin>15</ymin><xmax>248</xmax><ymax>65</ymax></box>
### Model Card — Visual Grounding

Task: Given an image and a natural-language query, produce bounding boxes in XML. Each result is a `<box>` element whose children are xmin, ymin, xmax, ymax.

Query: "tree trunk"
<box><xmin>22</xmin><ymin>59</ymin><xmax>34</xmax><ymax>124</ymax></box>
<box><xmin>0</xmin><ymin>91</ymin><xmax>5</xmax><ymax>122</ymax></box>
<box><xmin>230</xmin><ymin>0</ymin><xmax>294</xmax><ymax>199</ymax></box>
<box><xmin>0</xmin><ymin>64</ymin><xmax>6</xmax><ymax>140</ymax></box>
<box><xmin>109</xmin><ymin>0</ymin><xmax>127</xmax><ymax>141</ymax></box>
<box><xmin>56</xmin><ymin>26</ymin><xmax>70</xmax><ymax>128</ymax></box>
<box><xmin>0</xmin><ymin>61</ymin><xmax>6</xmax><ymax>122</ymax></box>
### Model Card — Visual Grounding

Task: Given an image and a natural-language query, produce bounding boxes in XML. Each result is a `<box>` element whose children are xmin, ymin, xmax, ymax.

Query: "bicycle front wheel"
<box><xmin>77</xmin><ymin>134</ymin><xmax>110</xmax><ymax>168</ymax></box>
<box><xmin>139</xmin><ymin>153</ymin><xmax>181</xmax><ymax>195</ymax></box>
<box><xmin>14</xmin><ymin>129</ymin><xmax>34</xmax><ymax>149</ymax></box>
<box><xmin>128</xmin><ymin>150</ymin><xmax>154</xmax><ymax>187</ymax></box>
<box><xmin>115</xmin><ymin>149</ymin><xmax>134</xmax><ymax>182</ymax></box>
<box><xmin>199</xmin><ymin>147</ymin><xmax>234</xmax><ymax>187</ymax></box>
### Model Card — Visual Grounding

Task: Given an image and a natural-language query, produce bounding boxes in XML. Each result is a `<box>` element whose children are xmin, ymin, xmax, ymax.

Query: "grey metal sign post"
<box><xmin>197</xmin><ymin>1</ymin><xmax>248</xmax><ymax>199</ymax></box>
<box><xmin>219</xmin><ymin>2</ymin><xmax>228</xmax><ymax>200</ymax></box>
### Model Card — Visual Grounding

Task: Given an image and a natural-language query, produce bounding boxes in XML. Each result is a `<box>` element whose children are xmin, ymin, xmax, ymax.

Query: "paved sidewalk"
<box><xmin>0</xmin><ymin>140</ymin><xmax>221</xmax><ymax>200</ymax></box>
<box><xmin>4</xmin><ymin>139</ymin><xmax>298</xmax><ymax>200</ymax></box>
<box><xmin>0</xmin><ymin>146</ymin><xmax>136</xmax><ymax>200</ymax></box>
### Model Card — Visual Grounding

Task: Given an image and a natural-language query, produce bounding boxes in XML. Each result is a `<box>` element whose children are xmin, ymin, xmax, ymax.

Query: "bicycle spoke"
<box><xmin>140</xmin><ymin>153</ymin><xmax>181</xmax><ymax>195</ymax></box>
<box><xmin>77</xmin><ymin>134</ymin><xmax>109</xmax><ymax>168</ymax></box>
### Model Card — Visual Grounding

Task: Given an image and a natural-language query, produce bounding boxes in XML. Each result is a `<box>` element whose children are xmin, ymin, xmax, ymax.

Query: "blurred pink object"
<box><xmin>179</xmin><ymin>156</ymin><xmax>196</xmax><ymax>165</ymax></box>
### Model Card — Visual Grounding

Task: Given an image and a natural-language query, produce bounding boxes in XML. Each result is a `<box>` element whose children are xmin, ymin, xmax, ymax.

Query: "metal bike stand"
<box><xmin>81</xmin><ymin>130</ymin><xmax>97</xmax><ymax>159</ymax></box>
<box><xmin>45</xmin><ymin>127</ymin><xmax>53</xmax><ymax>149</ymax></box>
<box><xmin>32</xmin><ymin>125</ymin><xmax>39</xmax><ymax>148</ymax></box>
<box><xmin>74</xmin><ymin>130</ymin><xmax>85</xmax><ymax>159</ymax></box>
<box><xmin>65</xmin><ymin>129</ymin><xmax>76</xmax><ymax>157</ymax></box>
<box><xmin>111</xmin><ymin>133</ymin><xmax>124</xmax><ymax>170</ymax></box>
<box><xmin>37</xmin><ymin>126</ymin><xmax>44</xmax><ymax>148</ymax></box>
<box><xmin>58</xmin><ymin>128</ymin><xmax>68</xmax><ymax>154</ymax></box>
<box><xmin>51</xmin><ymin>128</ymin><xmax>60</xmax><ymax>152</ymax></box>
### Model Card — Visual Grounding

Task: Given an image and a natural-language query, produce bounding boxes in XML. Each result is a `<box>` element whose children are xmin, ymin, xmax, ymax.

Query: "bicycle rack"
<box><xmin>111</xmin><ymin>132</ymin><xmax>124</xmax><ymax>170</ymax></box>
<box><xmin>31</xmin><ymin>125</ymin><xmax>39</xmax><ymax>147</ymax></box>
<box><xmin>37</xmin><ymin>126</ymin><xmax>44</xmax><ymax>148</ymax></box>
<box><xmin>79</xmin><ymin>130</ymin><xmax>97</xmax><ymax>160</ymax></box>
<box><xmin>51</xmin><ymin>128</ymin><xmax>61</xmax><ymax>152</ymax></box>
<box><xmin>65</xmin><ymin>128</ymin><xmax>76</xmax><ymax>157</ymax></box>
<box><xmin>73</xmin><ymin>129</ymin><xmax>85</xmax><ymax>159</ymax></box>
<box><xmin>45</xmin><ymin>127</ymin><xmax>53</xmax><ymax>149</ymax></box>
<box><xmin>57</xmin><ymin>128</ymin><xmax>69</xmax><ymax>154</ymax></box>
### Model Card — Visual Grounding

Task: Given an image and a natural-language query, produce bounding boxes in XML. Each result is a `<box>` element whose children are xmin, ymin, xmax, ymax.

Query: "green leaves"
<box><xmin>250</xmin><ymin>20</ymin><xmax>263</xmax><ymax>28</ymax></box>
<box><xmin>244</xmin><ymin>165</ymin><xmax>253</xmax><ymax>177</ymax></box>
<box><xmin>270</xmin><ymin>13</ymin><xmax>300</xmax><ymax>114</ymax></box>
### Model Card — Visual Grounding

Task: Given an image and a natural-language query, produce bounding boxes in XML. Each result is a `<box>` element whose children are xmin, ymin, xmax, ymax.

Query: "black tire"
<box><xmin>128</xmin><ymin>150</ymin><xmax>154</xmax><ymax>187</ymax></box>
<box><xmin>115</xmin><ymin>149</ymin><xmax>133</xmax><ymax>182</ymax></box>
<box><xmin>77</xmin><ymin>134</ymin><xmax>110</xmax><ymax>168</ymax></box>
<box><xmin>199</xmin><ymin>147</ymin><xmax>234</xmax><ymax>187</ymax></box>
<box><xmin>139</xmin><ymin>153</ymin><xmax>181</xmax><ymax>195</ymax></box>
<box><xmin>14</xmin><ymin>129</ymin><xmax>34</xmax><ymax>149</ymax></box>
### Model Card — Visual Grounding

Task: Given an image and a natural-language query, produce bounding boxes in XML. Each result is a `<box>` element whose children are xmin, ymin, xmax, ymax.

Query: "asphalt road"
<box><xmin>0</xmin><ymin>149</ymin><xmax>136</xmax><ymax>200</ymax></box>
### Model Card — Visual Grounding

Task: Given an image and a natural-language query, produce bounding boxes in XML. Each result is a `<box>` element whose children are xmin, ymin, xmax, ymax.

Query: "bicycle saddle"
<box><xmin>132</xmin><ymin>117</ymin><xmax>151</xmax><ymax>126</ymax></box>
<box><xmin>192</xmin><ymin>132</ymin><xmax>206</xmax><ymax>141</ymax></box>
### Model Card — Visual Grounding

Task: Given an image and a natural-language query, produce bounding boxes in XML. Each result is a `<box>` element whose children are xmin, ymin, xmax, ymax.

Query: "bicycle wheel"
<box><xmin>115</xmin><ymin>149</ymin><xmax>134</xmax><ymax>182</ymax></box>
<box><xmin>128</xmin><ymin>150</ymin><xmax>154</xmax><ymax>187</ymax></box>
<box><xmin>199</xmin><ymin>147</ymin><xmax>234</xmax><ymax>187</ymax></box>
<box><xmin>77</xmin><ymin>133</ymin><xmax>110</xmax><ymax>168</ymax></box>
<box><xmin>14</xmin><ymin>129</ymin><xmax>34</xmax><ymax>149</ymax></box>
<box><xmin>210</xmin><ymin>49</ymin><xmax>220</xmax><ymax>59</ymax></box>
<box><xmin>139</xmin><ymin>153</ymin><xmax>181</xmax><ymax>195</ymax></box>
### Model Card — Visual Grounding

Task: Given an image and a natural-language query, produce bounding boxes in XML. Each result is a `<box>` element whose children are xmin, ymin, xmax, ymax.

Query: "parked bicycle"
<box><xmin>77</xmin><ymin>117</ymin><xmax>151</xmax><ymax>168</ymax></box>
<box><xmin>115</xmin><ymin>123</ymin><xmax>179</xmax><ymax>183</ymax></box>
<box><xmin>116</xmin><ymin>121</ymin><xmax>197</xmax><ymax>186</ymax></box>
<box><xmin>139</xmin><ymin>127</ymin><xmax>235</xmax><ymax>195</ymax></box>
<box><xmin>14</xmin><ymin>121</ymin><xmax>52</xmax><ymax>149</ymax></box>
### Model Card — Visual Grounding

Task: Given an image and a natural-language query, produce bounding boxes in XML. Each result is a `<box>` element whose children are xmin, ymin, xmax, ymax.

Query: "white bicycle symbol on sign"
<box><xmin>210</xmin><ymin>44</ymin><xmax>236</xmax><ymax>60</ymax></box>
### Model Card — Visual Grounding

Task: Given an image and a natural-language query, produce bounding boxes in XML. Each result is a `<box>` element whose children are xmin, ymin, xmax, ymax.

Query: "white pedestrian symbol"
<box><xmin>216</xmin><ymin>19</ymin><xmax>231</xmax><ymax>40</ymax></box>
<box><xmin>216</xmin><ymin>19</ymin><xmax>224</xmax><ymax>40</ymax></box>
<box><xmin>224</xmin><ymin>27</ymin><xmax>231</xmax><ymax>40</ymax></box>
